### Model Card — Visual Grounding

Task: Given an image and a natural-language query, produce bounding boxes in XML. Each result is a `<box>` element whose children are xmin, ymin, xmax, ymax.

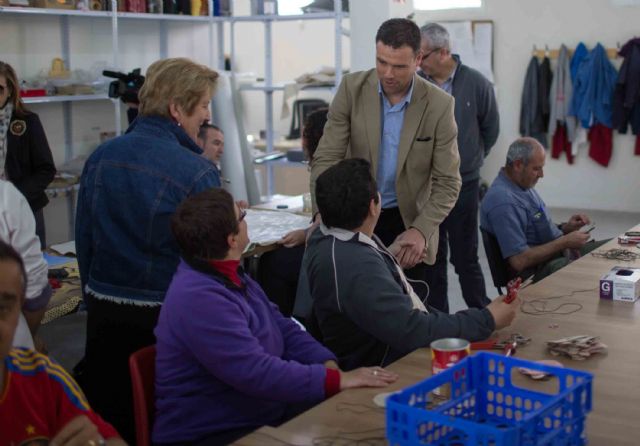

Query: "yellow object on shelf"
<box><xmin>48</xmin><ymin>58</ymin><xmax>70</xmax><ymax>79</ymax></box>
<box><xmin>191</xmin><ymin>0</ymin><xmax>208</xmax><ymax>16</ymax></box>
<box><xmin>32</xmin><ymin>0</ymin><xmax>76</xmax><ymax>9</ymax></box>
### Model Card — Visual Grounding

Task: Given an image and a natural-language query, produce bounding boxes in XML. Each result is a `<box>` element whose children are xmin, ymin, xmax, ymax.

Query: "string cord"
<box><xmin>519</xmin><ymin>287</ymin><xmax>598</xmax><ymax>316</ymax></box>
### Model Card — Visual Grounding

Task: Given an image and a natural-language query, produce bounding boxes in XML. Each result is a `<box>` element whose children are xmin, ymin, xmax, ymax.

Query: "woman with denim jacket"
<box><xmin>75</xmin><ymin>57</ymin><xmax>221</xmax><ymax>442</ymax></box>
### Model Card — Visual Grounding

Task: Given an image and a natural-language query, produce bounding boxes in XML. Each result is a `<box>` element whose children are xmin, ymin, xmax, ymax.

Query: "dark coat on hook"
<box><xmin>613</xmin><ymin>37</ymin><xmax>640</xmax><ymax>135</ymax></box>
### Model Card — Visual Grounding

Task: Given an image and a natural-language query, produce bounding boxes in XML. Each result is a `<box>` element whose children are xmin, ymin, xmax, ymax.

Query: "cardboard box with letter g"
<box><xmin>600</xmin><ymin>267</ymin><xmax>640</xmax><ymax>302</ymax></box>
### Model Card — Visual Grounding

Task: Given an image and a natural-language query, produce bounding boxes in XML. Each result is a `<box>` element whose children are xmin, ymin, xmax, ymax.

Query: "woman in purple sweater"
<box><xmin>153</xmin><ymin>188</ymin><xmax>397</xmax><ymax>445</ymax></box>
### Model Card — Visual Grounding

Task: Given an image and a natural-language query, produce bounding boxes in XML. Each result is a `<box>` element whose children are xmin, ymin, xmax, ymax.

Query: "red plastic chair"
<box><xmin>129</xmin><ymin>345</ymin><xmax>156</xmax><ymax>446</ymax></box>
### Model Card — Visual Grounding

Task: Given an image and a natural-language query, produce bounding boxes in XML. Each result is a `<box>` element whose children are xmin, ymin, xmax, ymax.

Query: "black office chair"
<box><xmin>480</xmin><ymin>228</ymin><xmax>511</xmax><ymax>295</ymax></box>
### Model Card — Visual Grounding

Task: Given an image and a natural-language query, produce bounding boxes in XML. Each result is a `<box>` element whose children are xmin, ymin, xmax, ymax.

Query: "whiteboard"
<box><xmin>437</xmin><ymin>20</ymin><xmax>494</xmax><ymax>83</ymax></box>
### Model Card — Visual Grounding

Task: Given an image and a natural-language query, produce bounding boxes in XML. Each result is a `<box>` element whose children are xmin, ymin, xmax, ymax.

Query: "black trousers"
<box><xmin>75</xmin><ymin>294</ymin><xmax>161</xmax><ymax>444</ymax></box>
<box><xmin>257</xmin><ymin>245</ymin><xmax>305</xmax><ymax>316</ymax></box>
<box><xmin>373</xmin><ymin>206</ymin><xmax>427</xmax><ymax>284</ymax></box>
<box><xmin>423</xmin><ymin>179</ymin><xmax>490</xmax><ymax>313</ymax></box>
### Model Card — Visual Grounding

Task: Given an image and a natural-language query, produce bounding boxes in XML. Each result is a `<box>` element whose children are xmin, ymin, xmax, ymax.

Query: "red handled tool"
<box><xmin>504</xmin><ymin>277</ymin><xmax>522</xmax><ymax>303</ymax></box>
<box><xmin>504</xmin><ymin>340</ymin><xmax>518</xmax><ymax>357</ymax></box>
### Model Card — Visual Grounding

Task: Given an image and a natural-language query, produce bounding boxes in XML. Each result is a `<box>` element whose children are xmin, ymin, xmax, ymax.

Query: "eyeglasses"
<box><xmin>238</xmin><ymin>208</ymin><xmax>247</xmax><ymax>222</ymax></box>
<box><xmin>422</xmin><ymin>48</ymin><xmax>441</xmax><ymax>60</ymax></box>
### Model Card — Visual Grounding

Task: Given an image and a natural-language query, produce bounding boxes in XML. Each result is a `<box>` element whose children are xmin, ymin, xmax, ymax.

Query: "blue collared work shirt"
<box><xmin>377</xmin><ymin>80</ymin><xmax>414</xmax><ymax>208</ymax></box>
<box><xmin>480</xmin><ymin>169</ymin><xmax>563</xmax><ymax>259</ymax></box>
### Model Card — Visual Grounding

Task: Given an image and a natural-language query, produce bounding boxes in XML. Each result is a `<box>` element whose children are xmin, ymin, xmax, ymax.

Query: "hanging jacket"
<box><xmin>570</xmin><ymin>43</ymin><xmax>618</xmax><ymax>128</ymax></box>
<box><xmin>539</xmin><ymin>56</ymin><xmax>553</xmax><ymax>133</ymax></box>
<box><xmin>570</xmin><ymin>42</ymin><xmax>589</xmax><ymax>82</ymax></box>
<box><xmin>612</xmin><ymin>37</ymin><xmax>640</xmax><ymax>135</ymax></box>
<box><xmin>520</xmin><ymin>56</ymin><xmax>547</xmax><ymax>146</ymax></box>
<box><xmin>549</xmin><ymin>45</ymin><xmax>576</xmax><ymax>141</ymax></box>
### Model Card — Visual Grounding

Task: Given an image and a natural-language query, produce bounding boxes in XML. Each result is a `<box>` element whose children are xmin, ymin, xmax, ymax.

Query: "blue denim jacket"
<box><xmin>75</xmin><ymin>116</ymin><xmax>221</xmax><ymax>305</ymax></box>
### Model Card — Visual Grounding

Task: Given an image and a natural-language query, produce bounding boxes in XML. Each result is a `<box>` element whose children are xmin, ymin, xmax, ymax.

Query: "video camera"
<box><xmin>103</xmin><ymin>68</ymin><xmax>145</xmax><ymax>104</ymax></box>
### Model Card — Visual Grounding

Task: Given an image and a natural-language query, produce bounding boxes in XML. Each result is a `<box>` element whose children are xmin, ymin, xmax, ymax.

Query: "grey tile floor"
<box><xmin>40</xmin><ymin>208</ymin><xmax>640</xmax><ymax>373</ymax></box>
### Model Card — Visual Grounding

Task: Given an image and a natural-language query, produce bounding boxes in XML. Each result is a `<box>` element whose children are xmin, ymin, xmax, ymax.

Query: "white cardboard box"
<box><xmin>600</xmin><ymin>267</ymin><xmax>640</xmax><ymax>302</ymax></box>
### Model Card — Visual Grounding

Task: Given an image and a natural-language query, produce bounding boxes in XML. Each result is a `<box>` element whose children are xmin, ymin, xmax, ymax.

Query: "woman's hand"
<box><xmin>339</xmin><ymin>367</ymin><xmax>398</xmax><ymax>390</ymax></box>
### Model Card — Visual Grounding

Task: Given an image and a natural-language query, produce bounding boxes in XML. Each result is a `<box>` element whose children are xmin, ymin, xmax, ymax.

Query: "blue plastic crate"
<box><xmin>386</xmin><ymin>352</ymin><xmax>593</xmax><ymax>446</ymax></box>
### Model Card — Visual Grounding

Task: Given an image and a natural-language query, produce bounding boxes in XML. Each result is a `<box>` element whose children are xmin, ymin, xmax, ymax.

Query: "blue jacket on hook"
<box><xmin>570</xmin><ymin>43</ymin><xmax>618</xmax><ymax>128</ymax></box>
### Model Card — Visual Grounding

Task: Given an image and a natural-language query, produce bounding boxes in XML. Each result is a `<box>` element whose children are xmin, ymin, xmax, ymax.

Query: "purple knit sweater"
<box><xmin>152</xmin><ymin>259</ymin><xmax>336</xmax><ymax>444</ymax></box>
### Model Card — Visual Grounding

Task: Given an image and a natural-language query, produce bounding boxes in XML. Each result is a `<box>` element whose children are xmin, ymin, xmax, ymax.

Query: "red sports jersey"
<box><xmin>0</xmin><ymin>348</ymin><xmax>119</xmax><ymax>445</ymax></box>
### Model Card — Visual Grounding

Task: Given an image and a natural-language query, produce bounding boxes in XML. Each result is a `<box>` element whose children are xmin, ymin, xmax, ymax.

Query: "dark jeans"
<box><xmin>257</xmin><ymin>245</ymin><xmax>305</xmax><ymax>316</ymax></box>
<box><xmin>532</xmin><ymin>239</ymin><xmax>609</xmax><ymax>283</ymax></box>
<box><xmin>424</xmin><ymin>179</ymin><xmax>490</xmax><ymax>313</ymax></box>
<box><xmin>373</xmin><ymin>206</ymin><xmax>427</xmax><ymax>284</ymax></box>
<box><xmin>34</xmin><ymin>208</ymin><xmax>46</xmax><ymax>249</ymax></box>
<box><xmin>74</xmin><ymin>294</ymin><xmax>161</xmax><ymax>444</ymax></box>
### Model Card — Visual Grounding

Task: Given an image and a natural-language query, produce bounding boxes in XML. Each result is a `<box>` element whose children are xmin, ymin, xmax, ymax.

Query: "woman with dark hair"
<box><xmin>153</xmin><ymin>188</ymin><xmax>397</xmax><ymax>445</ymax></box>
<box><xmin>75</xmin><ymin>57</ymin><xmax>221</xmax><ymax>441</ymax></box>
<box><xmin>301</xmin><ymin>107</ymin><xmax>328</xmax><ymax>164</ymax></box>
<box><xmin>0</xmin><ymin>61</ymin><xmax>56</xmax><ymax>248</ymax></box>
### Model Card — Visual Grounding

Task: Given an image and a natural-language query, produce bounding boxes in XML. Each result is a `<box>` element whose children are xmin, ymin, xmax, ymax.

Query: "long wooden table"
<box><xmin>235</xmin><ymin>226</ymin><xmax>640</xmax><ymax>446</ymax></box>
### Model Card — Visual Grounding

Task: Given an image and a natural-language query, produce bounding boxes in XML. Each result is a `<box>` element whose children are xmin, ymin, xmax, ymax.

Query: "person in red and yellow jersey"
<box><xmin>0</xmin><ymin>240</ymin><xmax>125</xmax><ymax>446</ymax></box>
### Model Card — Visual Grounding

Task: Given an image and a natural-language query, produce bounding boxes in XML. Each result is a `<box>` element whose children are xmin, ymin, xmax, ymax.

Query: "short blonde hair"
<box><xmin>138</xmin><ymin>58</ymin><xmax>219</xmax><ymax>118</ymax></box>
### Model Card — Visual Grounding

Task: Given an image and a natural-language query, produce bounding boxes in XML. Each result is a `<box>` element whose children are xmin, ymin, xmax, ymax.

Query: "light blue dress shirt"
<box><xmin>377</xmin><ymin>80</ymin><xmax>414</xmax><ymax>208</ymax></box>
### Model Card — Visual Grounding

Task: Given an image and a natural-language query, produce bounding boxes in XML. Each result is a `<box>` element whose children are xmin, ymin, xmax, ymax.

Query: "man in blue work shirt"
<box><xmin>481</xmin><ymin>137</ymin><xmax>603</xmax><ymax>282</ymax></box>
<box><xmin>419</xmin><ymin>22</ymin><xmax>499</xmax><ymax>312</ymax></box>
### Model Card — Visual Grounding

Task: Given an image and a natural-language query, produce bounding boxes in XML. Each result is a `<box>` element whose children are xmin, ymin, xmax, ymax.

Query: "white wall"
<box><xmin>349</xmin><ymin>0</ymin><xmax>414</xmax><ymax>72</ymax></box>
<box><xmin>230</xmin><ymin>18</ymin><xmax>350</xmax><ymax>138</ymax></box>
<box><xmin>414</xmin><ymin>0</ymin><xmax>640</xmax><ymax>213</ymax></box>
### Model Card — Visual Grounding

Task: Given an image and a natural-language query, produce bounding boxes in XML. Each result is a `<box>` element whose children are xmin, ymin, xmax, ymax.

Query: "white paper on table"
<box><xmin>50</xmin><ymin>240</ymin><xmax>76</xmax><ymax>256</ymax></box>
<box><xmin>245</xmin><ymin>209</ymin><xmax>310</xmax><ymax>248</ymax></box>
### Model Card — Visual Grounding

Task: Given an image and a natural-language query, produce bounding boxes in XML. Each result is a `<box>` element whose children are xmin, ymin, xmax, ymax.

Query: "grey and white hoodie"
<box><xmin>302</xmin><ymin>225</ymin><xmax>496</xmax><ymax>371</ymax></box>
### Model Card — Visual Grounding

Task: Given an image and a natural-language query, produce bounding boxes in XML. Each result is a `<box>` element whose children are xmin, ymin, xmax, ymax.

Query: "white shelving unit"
<box><xmin>1</xmin><ymin>1</ymin><xmax>346</xmax><ymax>236</ymax></box>
<box><xmin>227</xmin><ymin>0</ymin><xmax>347</xmax><ymax>196</ymax></box>
<box><xmin>23</xmin><ymin>94</ymin><xmax>110</xmax><ymax>104</ymax></box>
<box><xmin>0</xmin><ymin>4</ymin><xmax>222</xmax><ymax>239</ymax></box>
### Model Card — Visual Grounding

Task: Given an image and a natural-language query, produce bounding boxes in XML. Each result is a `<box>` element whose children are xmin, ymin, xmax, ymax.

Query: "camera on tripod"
<box><xmin>103</xmin><ymin>68</ymin><xmax>145</xmax><ymax>104</ymax></box>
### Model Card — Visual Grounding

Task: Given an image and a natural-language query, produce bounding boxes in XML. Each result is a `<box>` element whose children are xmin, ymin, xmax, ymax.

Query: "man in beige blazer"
<box><xmin>311</xmin><ymin>18</ymin><xmax>461</xmax><ymax>283</ymax></box>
